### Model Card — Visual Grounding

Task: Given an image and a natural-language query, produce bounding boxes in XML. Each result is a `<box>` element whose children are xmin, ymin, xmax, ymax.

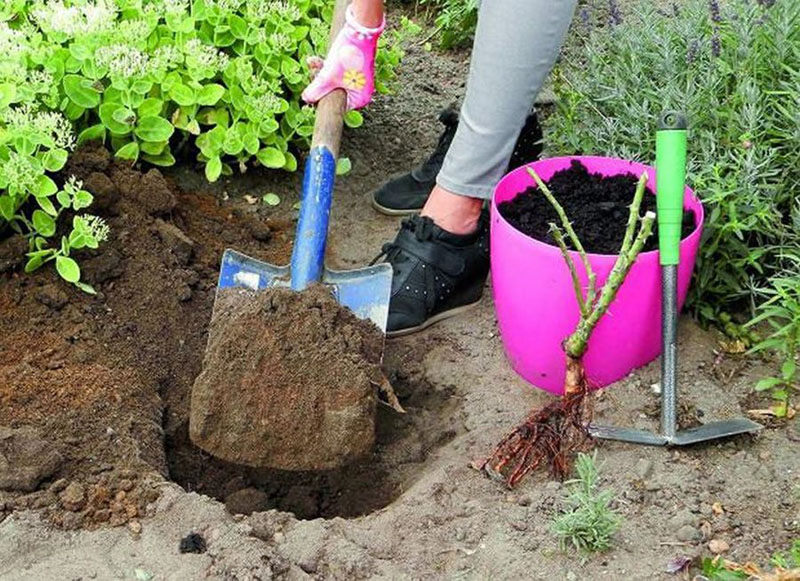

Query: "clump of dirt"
<box><xmin>498</xmin><ymin>159</ymin><xmax>696</xmax><ymax>254</ymax></box>
<box><xmin>190</xmin><ymin>286</ymin><xmax>385</xmax><ymax>471</ymax></box>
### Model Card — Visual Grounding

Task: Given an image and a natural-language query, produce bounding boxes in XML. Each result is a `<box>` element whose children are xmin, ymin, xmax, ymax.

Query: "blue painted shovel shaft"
<box><xmin>290</xmin><ymin>145</ymin><xmax>336</xmax><ymax>291</ymax></box>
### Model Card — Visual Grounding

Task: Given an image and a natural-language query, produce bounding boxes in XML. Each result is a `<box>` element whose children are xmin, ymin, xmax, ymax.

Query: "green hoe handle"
<box><xmin>655</xmin><ymin>111</ymin><xmax>688</xmax><ymax>266</ymax></box>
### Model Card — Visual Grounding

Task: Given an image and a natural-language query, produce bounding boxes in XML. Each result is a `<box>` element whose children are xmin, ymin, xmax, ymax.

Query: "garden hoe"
<box><xmin>190</xmin><ymin>0</ymin><xmax>393</xmax><ymax>467</ymax></box>
<box><xmin>589</xmin><ymin>111</ymin><xmax>762</xmax><ymax>446</ymax></box>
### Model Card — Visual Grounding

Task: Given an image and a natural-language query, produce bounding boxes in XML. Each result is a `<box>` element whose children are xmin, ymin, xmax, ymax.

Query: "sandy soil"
<box><xmin>1</xmin><ymin>12</ymin><xmax>798</xmax><ymax>581</ymax></box>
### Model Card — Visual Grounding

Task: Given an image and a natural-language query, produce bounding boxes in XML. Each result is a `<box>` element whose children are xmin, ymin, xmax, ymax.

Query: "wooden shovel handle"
<box><xmin>310</xmin><ymin>0</ymin><xmax>349</xmax><ymax>158</ymax></box>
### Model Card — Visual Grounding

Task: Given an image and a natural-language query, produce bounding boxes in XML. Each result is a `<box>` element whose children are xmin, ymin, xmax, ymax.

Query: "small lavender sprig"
<box><xmin>608</xmin><ymin>0</ymin><xmax>623</xmax><ymax>26</ymax></box>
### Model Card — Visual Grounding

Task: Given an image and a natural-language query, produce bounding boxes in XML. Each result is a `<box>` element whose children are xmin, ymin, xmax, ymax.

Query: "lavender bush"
<box><xmin>546</xmin><ymin>0</ymin><xmax>800</xmax><ymax>413</ymax></box>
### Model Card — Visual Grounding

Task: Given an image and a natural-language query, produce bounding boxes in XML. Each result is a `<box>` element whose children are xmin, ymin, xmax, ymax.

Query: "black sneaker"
<box><xmin>371</xmin><ymin>108</ymin><xmax>544</xmax><ymax>216</ymax></box>
<box><xmin>373</xmin><ymin>212</ymin><xmax>490</xmax><ymax>337</ymax></box>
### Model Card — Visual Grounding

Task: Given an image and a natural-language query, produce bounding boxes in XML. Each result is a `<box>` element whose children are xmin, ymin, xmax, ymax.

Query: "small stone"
<box><xmin>35</xmin><ymin>284</ymin><xmax>69</xmax><ymax>310</ymax></box>
<box><xmin>225</xmin><ymin>487</ymin><xmax>269</xmax><ymax>516</ymax></box>
<box><xmin>634</xmin><ymin>458</ymin><xmax>654</xmax><ymax>479</ymax></box>
<box><xmin>676</xmin><ymin>525</ymin><xmax>702</xmax><ymax>543</ymax></box>
<box><xmin>284</xmin><ymin>565</ymin><xmax>311</xmax><ymax>581</ymax></box>
<box><xmin>644</xmin><ymin>481</ymin><xmax>662</xmax><ymax>492</ymax></box>
<box><xmin>246</xmin><ymin>219</ymin><xmax>272</xmax><ymax>242</ymax></box>
<box><xmin>708</xmin><ymin>539</ymin><xmax>729</xmax><ymax>554</ymax></box>
<box><xmin>298</xmin><ymin>555</ymin><xmax>318</xmax><ymax>575</ymax></box>
<box><xmin>60</xmin><ymin>482</ymin><xmax>86</xmax><ymax>511</ymax></box>
<box><xmin>88</xmin><ymin>485</ymin><xmax>112</xmax><ymax>506</ymax></box>
<box><xmin>176</xmin><ymin>284</ymin><xmax>192</xmax><ymax>302</ymax></box>
<box><xmin>510</xmin><ymin>520</ymin><xmax>528</xmax><ymax>532</ymax></box>
<box><xmin>83</xmin><ymin>171</ymin><xmax>119</xmax><ymax>212</ymax></box>
<box><xmin>712</xmin><ymin>502</ymin><xmax>724</xmax><ymax>516</ymax></box>
<box><xmin>505</xmin><ymin>494</ymin><xmax>518</xmax><ymax>504</ymax></box>
<box><xmin>115</xmin><ymin>490</ymin><xmax>127</xmax><ymax>502</ymax></box>
<box><xmin>273</xmin><ymin>531</ymin><xmax>285</xmax><ymax>544</ymax></box>
<box><xmin>32</xmin><ymin>491</ymin><xmax>57</xmax><ymax>509</ymax></box>
<box><xmin>50</xmin><ymin>478</ymin><xmax>69</xmax><ymax>493</ymax></box>
<box><xmin>670</xmin><ymin>509</ymin><xmax>697</xmax><ymax>530</ymax></box>
<box><xmin>82</xmin><ymin>249</ymin><xmax>124</xmax><ymax>284</ymax></box>
<box><xmin>62</xmin><ymin>511</ymin><xmax>83</xmax><ymax>530</ymax></box>
<box><xmin>128</xmin><ymin>521</ymin><xmax>142</xmax><ymax>535</ymax></box>
<box><xmin>247</xmin><ymin>510</ymin><xmax>290</xmax><ymax>541</ymax></box>
<box><xmin>517</xmin><ymin>495</ymin><xmax>532</xmax><ymax>507</ymax></box>
<box><xmin>137</xmin><ymin>169</ymin><xmax>177</xmax><ymax>215</ymax></box>
<box><xmin>179</xmin><ymin>532</ymin><xmax>207</xmax><ymax>554</ymax></box>
<box><xmin>154</xmin><ymin>219</ymin><xmax>195</xmax><ymax>265</ymax></box>
<box><xmin>94</xmin><ymin>509</ymin><xmax>110</xmax><ymax>522</ymax></box>
<box><xmin>455</xmin><ymin>529</ymin><xmax>466</xmax><ymax>541</ymax></box>
<box><xmin>118</xmin><ymin>479</ymin><xmax>134</xmax><ymax>492</ymax></box>
<box><xmin>566</xmin><ymin>571</ymin><xmax>577</xmax><ymax>581</ymax></box>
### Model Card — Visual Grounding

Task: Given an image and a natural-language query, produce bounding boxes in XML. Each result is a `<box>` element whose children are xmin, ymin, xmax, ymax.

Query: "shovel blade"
<box><xmin>670</xmin><ymin>418</ymin><xmax>762</xmax><ymax>446</ymax></box>
<box><xmin>218</xmin><ymin>248</ymin><xmax>393</xmax><ymax>331</ymax></box>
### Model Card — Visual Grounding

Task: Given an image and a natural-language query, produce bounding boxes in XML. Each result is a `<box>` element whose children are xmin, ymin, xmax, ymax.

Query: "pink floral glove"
<box><xmin>301</xmin><ymin>5</ymin><xmax>385</xmax><ymax>110</ymax></box>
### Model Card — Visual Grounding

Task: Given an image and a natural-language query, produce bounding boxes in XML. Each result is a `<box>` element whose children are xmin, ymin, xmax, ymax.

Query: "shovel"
<box><xmin>189</xmin><ymin>0</ymin><xmax>392</xmax><ymax>468</ymax></box>
<box><xmin>217</xmin><ymin>0</ymin><xmax>391</xmax><ymax>326</ymax></box>
<box><xmin>589</xmin><ymin>111</ymin><xmax>762</xmax><ymax>446</ymax></box>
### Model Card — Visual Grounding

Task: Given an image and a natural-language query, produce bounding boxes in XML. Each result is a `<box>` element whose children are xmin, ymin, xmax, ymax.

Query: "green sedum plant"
<box><xmin>0</xmin><ymin>103</ymin><xmax>106</xmax><ymax>291</ymax></box>
<box><xmin>546</xmin><ymin>0</ymin><xmax>800</xmax><ymax>405</ymax></box>
<box><xmin>7</xmin><ymin>0</ymin><xmax>413</xmax><ymax>180</ymax></box>
<box><xmin>0</xmin><ymin>0</ymin><xmax>414</xmax><ymax>292</ymax></box>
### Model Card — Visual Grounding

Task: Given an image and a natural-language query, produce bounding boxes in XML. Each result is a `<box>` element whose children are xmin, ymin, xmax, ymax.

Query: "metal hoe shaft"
<box><xmin>661</xmin><ymin>265</ymin><xmax>678</xmax><ymax>440</ymax></box>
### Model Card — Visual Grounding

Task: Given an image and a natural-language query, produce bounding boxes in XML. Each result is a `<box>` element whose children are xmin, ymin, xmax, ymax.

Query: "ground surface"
<box><xmin>1</xmin><ymin>16</ymin><xmax>799</xmax><ymax>581</ymax></box>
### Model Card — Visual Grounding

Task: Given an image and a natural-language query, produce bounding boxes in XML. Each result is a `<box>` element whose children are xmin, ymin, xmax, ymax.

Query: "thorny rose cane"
<box><xmin>478</xmin><ymin>167</ymin><xmax>655</xmax><ymax>487</ymax></box>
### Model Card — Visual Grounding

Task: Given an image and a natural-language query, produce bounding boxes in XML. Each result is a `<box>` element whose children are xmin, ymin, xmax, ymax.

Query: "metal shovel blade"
<box><xmin>218</xmin><ymin>248</ymin><xmax>393</xmax><ymax>331</ymax></box>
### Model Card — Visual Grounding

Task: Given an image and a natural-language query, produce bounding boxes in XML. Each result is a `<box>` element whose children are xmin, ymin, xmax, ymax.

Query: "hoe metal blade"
<box><xmin>218</xmin><ymin>248</ymin><xmax>393</xmax><ymax>331</ymax></box>
<box><xmin>589</xmin><ymin>418</ymin><xmax>762</xmax><ymax>447</ymax></box>
<box><xmin>670</xmin><ymin>418</ymin><xmax>763</xmax><ymax>446</ymax></box>
<box><xmin>588</xmin><ymin>425</ymin><xmax>669</xmax><ymax>446</ymax></box>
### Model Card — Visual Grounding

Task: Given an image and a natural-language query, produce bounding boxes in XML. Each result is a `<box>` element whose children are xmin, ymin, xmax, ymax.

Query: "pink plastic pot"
<box><xmin>491</xmin><ymin>156</ymin><xmax>704</xmax><ymax>395</ymax></box>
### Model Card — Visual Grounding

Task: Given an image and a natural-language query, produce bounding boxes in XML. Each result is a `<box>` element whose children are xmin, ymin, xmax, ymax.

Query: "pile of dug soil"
<box><xmin>0</xmin><ymin>142</ymin><xmax>292</xmax><ymax>529</ymax></box>
<box><xmin>498</xmin><ymin>159</ymin><xmax>696</xmax><ymax>254</ymax></box>
<box><xmin>1</xmin><ymin>142</ymin><xmax>449</xmax><ymax>527</ymax></box>
<box><xmin>190</xmin><ymin>286</ymin><xmax>385</xmax><ymax>470</ymax></box>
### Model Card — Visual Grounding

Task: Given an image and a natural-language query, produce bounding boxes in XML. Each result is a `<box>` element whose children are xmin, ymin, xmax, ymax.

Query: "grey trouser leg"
<box><xmin>436</xmin><ymin>0</ymin><xmax>578</xmax><ymax>199</ymax></box>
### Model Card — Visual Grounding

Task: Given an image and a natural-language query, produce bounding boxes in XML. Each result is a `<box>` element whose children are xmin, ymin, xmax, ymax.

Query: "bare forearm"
<box><xmin>351</xmin><ymin>0</ymin><xmax>384</xmax><ymax>27</ymax></box>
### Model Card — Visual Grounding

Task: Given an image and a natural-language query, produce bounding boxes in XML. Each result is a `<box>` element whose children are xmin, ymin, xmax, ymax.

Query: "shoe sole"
<box><xmin>371</xmin><ymin>197</ymin><xmax>424</xmax><ymax>217</ymax></box>
<box><xmin>386</xmin><ymin>300</ymin><xmax>481</xmax><ymax>338</ymax></box>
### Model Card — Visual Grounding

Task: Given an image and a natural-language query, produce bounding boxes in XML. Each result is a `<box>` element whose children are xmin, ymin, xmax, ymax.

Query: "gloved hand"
<box><xmin>301</xmin><ymin>5</ymin><xmax>385</xmax><ymax>110</ymax></box>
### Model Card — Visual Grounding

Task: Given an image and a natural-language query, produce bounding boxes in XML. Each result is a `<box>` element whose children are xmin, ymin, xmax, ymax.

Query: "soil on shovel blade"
<box><xmin>189</xmin><ymin>285</ymin><xmax>384</xmax><ymax>471</ymax></box>
<box><xmin>498</xmin><ymin>159</ymin><xmax>696</xmax><ymax>254</ymax></box>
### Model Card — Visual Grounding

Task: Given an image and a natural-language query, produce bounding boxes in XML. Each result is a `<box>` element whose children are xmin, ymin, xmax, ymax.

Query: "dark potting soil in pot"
<box><xmin>189</xmin><ymin>285</ymin><xmax>384</xmax><ymax>471</ymax></box>
<box><xmin>498</xmin><ymin>159</ymin><xmax>696</xmax><ymax>255</ymax></box>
